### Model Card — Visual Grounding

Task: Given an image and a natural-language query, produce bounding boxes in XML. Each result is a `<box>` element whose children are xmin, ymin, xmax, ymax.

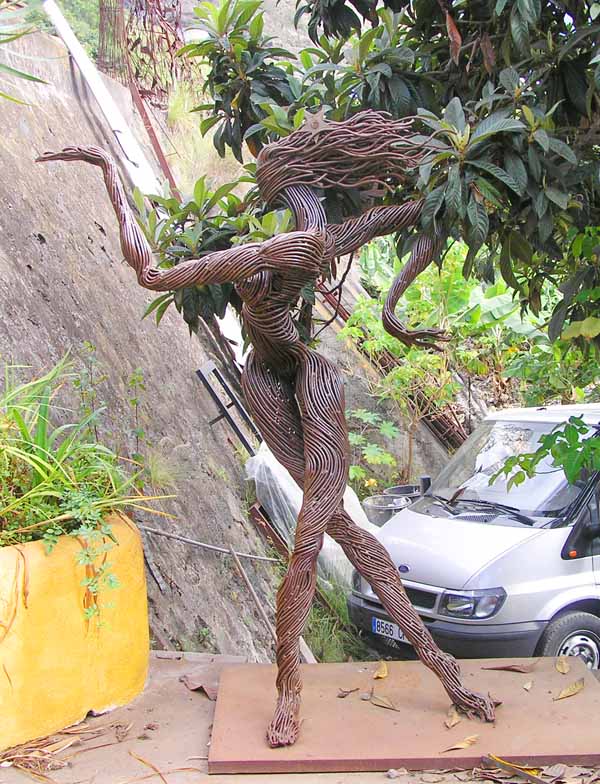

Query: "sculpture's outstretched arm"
<box><xmin>326</xmin><ymin>199</ymin><xmax>424</xmax><ymax>258</ymax></box>
<box><xmin>36</xmin><ymin>147</ymin><xmax>323</xmax><ymax>291</ymax></box>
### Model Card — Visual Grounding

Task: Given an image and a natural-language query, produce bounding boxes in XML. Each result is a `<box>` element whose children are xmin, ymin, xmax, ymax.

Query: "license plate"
<box><xmin>371</xmin><ymin>616</ymin><xmax>410</xmax><ymax>645</ymax></box>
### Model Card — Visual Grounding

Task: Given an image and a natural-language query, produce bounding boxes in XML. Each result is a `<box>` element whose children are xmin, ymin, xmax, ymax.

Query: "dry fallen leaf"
<box><xmin>543</xmin><ymin>763</ymin><xmax>567</xmax><ymax>781</ymax></box>
<box><xmin>374</xmin><ymin>661</ymin><xmax>389</xmax><ymax>679</ymax></box>
<box><xmin>563</xmin><ymin>766</ymin><xmax>593</xmax><ymax>779</ymax></box>
<box><xmin>523</xmin><ymin>681</ymin><xmax>533</xmax><ymax>692</ymax></box>
<box><xmin>445</xmin><ymin>705</ymin><xmax>462</xmax><ymax>729</ymax></box>
<box><xmin>43</xmin><ymin>737</ymin><xmax>79</xmax><ymax>754</ymax></box>
<box><xmin>422</xmin><ymin>774</ymin><xmax>445</xmax><ymax>783</ymax></box>
<box><xmin>482</xmin><ymin>660</ymin><xmax>539</xmax><ymax>673</ymax></box>
<box><xmin>441</xmin><ymin>735</ymin><xmax>479</xmax><ymax>753</ymax></box>
<box><xmin>488</xmin><ymin>754</ymin><xmax>541</xmax><ymax>776</ymax></box>
<box><xmin>371</xmin><ymin>694</ymin><xmax>400</xmax><ymax>712</ymax></box>
<box><xmin>485</xmin><ymin>756</ymin><xmax>544</xmax><ymax>784</ymax></box>
<box><xmin>553</xmin><ymin>678</ymin><xmax>584</xmax><ymax>701</ymax></box>
<box><xmin>337</xmin><ymin>687</ymin><xmax>359</xmax><ymax>699</ymax></box>
<box><xmin>555</xmin><ymin>656</ymin><xmax>571</xmax><ymax>675</ymax></box>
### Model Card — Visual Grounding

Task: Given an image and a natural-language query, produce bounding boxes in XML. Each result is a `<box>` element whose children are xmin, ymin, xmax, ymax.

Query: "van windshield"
<box><xmin>428</xmin><ymin>419</ymin><xmax>584</xmax><ymax>519</ymax></box>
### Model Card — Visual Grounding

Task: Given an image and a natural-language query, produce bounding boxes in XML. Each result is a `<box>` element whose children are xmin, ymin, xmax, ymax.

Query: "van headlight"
<box><xmin>439</xmin><ymin>588</ymin><xmax>506</xmax><ymax>619</ymax></box>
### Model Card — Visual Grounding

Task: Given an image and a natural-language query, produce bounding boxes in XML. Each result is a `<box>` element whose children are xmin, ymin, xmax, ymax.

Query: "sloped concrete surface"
<box><xmin>0</xmin><ymin>32</ymin><xmax>276</xmax><ymax>660</ymax></box>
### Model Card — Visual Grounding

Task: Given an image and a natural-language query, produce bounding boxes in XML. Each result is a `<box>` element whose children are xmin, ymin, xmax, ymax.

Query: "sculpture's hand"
<box><xmin>36</xmin><ymin>146</ymin><xmax>107</xmax><ymax>166</ymax></box>
<box><xmin>385</xmin><ymin>322</ymin><xmax>450</xmax><ymax>351</ymax></box>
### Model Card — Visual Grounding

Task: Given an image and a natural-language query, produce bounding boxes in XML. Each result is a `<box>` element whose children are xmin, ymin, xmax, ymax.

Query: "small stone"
<box><xmin>387</xmin><ymin>769</ymin><xmax>407</xmax><ymax>779</ymax></box>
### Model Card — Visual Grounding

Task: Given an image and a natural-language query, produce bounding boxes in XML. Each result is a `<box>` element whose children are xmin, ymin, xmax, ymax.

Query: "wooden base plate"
<box><xmin>208</xmin><ymin>657</ymin><xmax>600</xmax><ymax>774</ymax></box>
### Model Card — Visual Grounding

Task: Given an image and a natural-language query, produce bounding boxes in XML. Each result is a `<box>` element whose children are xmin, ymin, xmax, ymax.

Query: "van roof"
<box><xmin>485</xmin><ymin>404</ymin><xmax>600</xmax><ymax>426</ymax></box>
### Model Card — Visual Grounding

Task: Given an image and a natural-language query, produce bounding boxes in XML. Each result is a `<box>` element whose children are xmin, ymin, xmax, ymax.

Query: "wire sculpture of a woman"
<box><xmin>38</xmin><ymin>109</ymin><xmax>495</xmax><ymax>748</ymax></box>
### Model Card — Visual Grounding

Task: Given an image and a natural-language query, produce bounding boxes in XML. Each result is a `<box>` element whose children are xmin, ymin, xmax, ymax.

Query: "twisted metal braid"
<box><xmin>243</xmin><ymin>352</ymin><xmax>495</xmax><ymax>747</ymax></box>
<box><xmin>382</xmin><ymin>233</ymin><xmax>451</xmax><ymax>349</ymax></box>
<box><xmin>243</xmin><ymin>348</ymin><xmax>349</xmax><ymax>746</ymax></box>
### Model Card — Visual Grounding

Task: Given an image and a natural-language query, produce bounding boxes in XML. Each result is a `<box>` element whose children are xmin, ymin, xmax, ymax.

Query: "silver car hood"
<box><xmin>376</xmin><ymin>507</ymin><xmax>544</xmax><ymax>590</ymax></box>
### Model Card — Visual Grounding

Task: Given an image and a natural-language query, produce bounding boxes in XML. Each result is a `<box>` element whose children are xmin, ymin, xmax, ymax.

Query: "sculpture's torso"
<box><xmin>236</xmin><ymin>249</ymin><xmax>322</xmax><ymax>377</ymax></box>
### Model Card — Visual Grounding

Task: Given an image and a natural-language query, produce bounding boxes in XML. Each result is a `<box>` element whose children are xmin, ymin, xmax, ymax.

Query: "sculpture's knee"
<box><xmin>291</xmin><ymin>529</ymin><xmax>323</xmax><ymax>567</ymax></box>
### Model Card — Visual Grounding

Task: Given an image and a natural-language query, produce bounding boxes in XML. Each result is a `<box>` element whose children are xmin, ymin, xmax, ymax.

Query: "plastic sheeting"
<box><xmin>246</xmin><ymin>443</ymin><xmax>379</xmax><ymax>588</ymax></box>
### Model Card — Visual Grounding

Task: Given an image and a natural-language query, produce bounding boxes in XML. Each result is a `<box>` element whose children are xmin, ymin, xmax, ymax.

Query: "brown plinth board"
<box><xmin>208</xmin><ymin>657</ymin><xmax>600</xmax><ymax>774</ymax></box>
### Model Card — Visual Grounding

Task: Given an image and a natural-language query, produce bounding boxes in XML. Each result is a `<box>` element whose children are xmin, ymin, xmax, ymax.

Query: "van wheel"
<box><xmin>537</xmin><ymin>612</ymin><xmax>600</xmax><ymax>670</ymax></box>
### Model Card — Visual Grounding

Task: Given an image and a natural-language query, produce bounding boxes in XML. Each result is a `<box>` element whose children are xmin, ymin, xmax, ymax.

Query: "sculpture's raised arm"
<box><xmin>36</xmin><ymin>147</ymin><xmax>323</xmax><ymax>292</ymax></box>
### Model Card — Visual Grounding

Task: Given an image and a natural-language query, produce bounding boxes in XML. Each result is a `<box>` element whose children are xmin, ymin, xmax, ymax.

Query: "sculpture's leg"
<box><xmin>241</xmin><ymin>352</ymin><xmax>305</xmax><ymax>486</ymax></box>
<box><xmin>242</xmin><ymin>350</ymin><xmax>348</xmax><ymax>746</ymax></box>
<box><xmin>327</xmin><ymin>510</ymin><xmax>496</xmax><ymax>721</ymax></box>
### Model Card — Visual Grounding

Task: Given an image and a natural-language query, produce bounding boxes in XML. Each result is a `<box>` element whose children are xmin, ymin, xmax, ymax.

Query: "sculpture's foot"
<box><xmin>434</xmin><ymin>651</ymin><xmax>497</xmax><ymax>722</ymax></box>
<box><xmin>266</xmin><ymin>694</ymin><xmax>301</xmax><ymax>748</ymax></box>
<box><xmin>450</xmin><ymin>686</ymin><xmax>496</xmax><ymax>722</ymax></box>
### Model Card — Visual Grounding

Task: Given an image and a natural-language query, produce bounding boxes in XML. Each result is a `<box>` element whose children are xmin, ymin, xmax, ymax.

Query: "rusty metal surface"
<box><xmin>209</xmin><ymin>657</ymin><xmax>600</xmax><ymax>774</ymax></box>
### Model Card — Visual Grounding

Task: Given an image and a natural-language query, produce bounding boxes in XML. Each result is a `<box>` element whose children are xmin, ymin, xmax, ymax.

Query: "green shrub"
<box><xmin>0</xmin><ymin>357</ymin><xmax>167</xmax><ymax>618</ymax></box>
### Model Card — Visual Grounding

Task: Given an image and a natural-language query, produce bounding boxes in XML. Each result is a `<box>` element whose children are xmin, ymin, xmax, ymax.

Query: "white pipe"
<box><xmin>42</xmin><ymin>0</ymin><xmax>160</xmax><ymax>196</ymax></box>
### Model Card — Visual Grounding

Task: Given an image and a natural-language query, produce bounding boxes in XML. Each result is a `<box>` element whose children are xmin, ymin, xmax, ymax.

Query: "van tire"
<box><xmin>536</xmin><ymin>611</ymin><xmax>600</xmax><ymax>670</ymax></box>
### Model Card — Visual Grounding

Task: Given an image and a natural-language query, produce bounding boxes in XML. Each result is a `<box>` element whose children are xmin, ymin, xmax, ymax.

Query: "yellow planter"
<box><xmin>0</xmin><ymin>514</ymin><xmax>149</xmax><ymax>751</ymax></box>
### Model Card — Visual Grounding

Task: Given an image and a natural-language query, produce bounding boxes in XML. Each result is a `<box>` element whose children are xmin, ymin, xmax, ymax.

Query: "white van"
<box><xmin>348</xmin><ymin>405</ymin><xmax>600</xmax><ymax>668</ymax></box>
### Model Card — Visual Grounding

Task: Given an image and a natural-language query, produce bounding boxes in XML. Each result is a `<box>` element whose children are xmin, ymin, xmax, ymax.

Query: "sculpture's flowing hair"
<box><xmin>256</xmin><ymin>110</ymin><xmax>426</xmax><ymax>205</ymax></box>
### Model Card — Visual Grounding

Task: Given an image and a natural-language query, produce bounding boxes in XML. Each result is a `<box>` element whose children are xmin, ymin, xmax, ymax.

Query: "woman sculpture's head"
<box><xmin>255</xmin><ymin>109</ymin><xmax>427</xmax><ymax>206</ymax></box>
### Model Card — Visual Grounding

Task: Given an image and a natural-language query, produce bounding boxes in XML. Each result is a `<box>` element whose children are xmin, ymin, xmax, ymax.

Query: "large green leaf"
<box><xmin>444</xmin><ymin>164</ymin><xmax>462</xmax><ymax>217</ymax></box>
<box><xmin>516</xmin><ymin>0</ymin><xmax>540</xmax><ymax>26</ymax></box>
<box><xmin>468</xmin><ymin>113</ymin><xmax>525</xmax><ymax>147</ymax></box>
<box><xmin>443</xmin><ymin>97</ymin><xmax>466</xmax><ymax>132</ymax></box>
<box><xmin>508</xmin><ymin>230</ymin><xmax>533</xmax><ymax>265</ymax></box>
<box><xmin>504</xmin><ymin>151</ymin><xmax>528</xmax><ymax>196</ymax></box>
<box><xmin>421</xmin><ymin>185</ymin><xmax>446</xmax><ymax>229</ymax></box>
<box><xmin>468</xmin><ymin>160</ymin><xmax>522</xmax><ymax>194</ymax></box>
<box><xmin>466</xmin><ymin>198</ymin><xmax>489</xmax><ymax>249</ymax></box>
<box><xmin>547</xmin><ymin>138</ymin><xmax>577</xmax><ymax>165</ymax></box>
<box><xmin>499</xmin><ymin>67</ymin><xmax>520</xmax><ymax>94</ymax></box>
<box><xmin>510</xmin><ymin>6</ymin><xmax>530</xmax><ymax>55</ymax></box>
<box><xmin>499</xmin><ymin>236</ymin><xmax>520</xmax><ymax>289</ymax></box>
<box><xmin>562</xmin><ymin>317</ymin><xmax>600</xmax><ymax>340</ymax></box>
<box><xmin>545</xmin><ymin>187</ymin><xmax>569</xmax><ymax>210</ymax></box>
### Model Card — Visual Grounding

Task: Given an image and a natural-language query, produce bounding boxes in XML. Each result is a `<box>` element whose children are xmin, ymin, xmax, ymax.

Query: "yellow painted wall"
<box><xmin>0</xmin><ymin>515</ymin><xmax>149</xmax><ymax>750</ymax></box>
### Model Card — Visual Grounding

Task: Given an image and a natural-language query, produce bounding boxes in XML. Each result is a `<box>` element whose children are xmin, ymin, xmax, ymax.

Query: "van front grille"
<box><xmin>405</xmin><ymin>587</ymin><xmax>436</xmax><ymax>610</ymax></box>
<box><xmin>364</xmin><ymin>588</ymin><xmax>436</xmax><ymax>611</ymax></box>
